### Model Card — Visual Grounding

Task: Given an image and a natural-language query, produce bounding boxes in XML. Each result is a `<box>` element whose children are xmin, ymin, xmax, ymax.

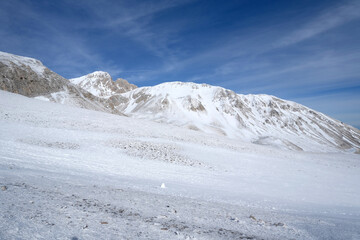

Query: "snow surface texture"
<box><xmin>1</xmin><ymin>90</ymin><xmax>360</xmax><ymax>239</ymax></box>
<box><xmin>117</xmin><ymin>82</ymin><xmax>360</xmax><ymax>152</ymax></box>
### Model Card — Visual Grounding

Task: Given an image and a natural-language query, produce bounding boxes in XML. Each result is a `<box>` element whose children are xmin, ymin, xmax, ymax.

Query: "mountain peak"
<box><xmin>70</xmin><ymin>72</ymin><xmax>136</xmax><ymax>98</ymax></box>
<box><xmin>70</xmin><ymin>71</ymin><xmax>112</xmax><ymax>85</ymax></box>
<box><xmin>87</xmin><ymin>71</ymin><xmax>112</xmax><ymax>78</ymax></box>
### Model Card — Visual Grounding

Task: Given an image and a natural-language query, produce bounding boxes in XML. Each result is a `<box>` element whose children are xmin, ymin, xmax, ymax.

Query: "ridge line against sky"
<box><xmin>0</xmin><ymin>0</ymin><xmax>359</xmax><ymax>128</ymax></box>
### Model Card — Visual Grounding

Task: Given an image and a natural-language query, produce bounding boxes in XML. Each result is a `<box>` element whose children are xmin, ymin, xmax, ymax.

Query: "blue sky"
<box><xmin>0</xmin><ymin>0</ymin><xmax>359</xmax><ymax>128</ymax></box>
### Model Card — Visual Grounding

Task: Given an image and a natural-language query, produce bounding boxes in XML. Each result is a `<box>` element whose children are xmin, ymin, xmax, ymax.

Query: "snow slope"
<box><xmin>1</xmin><ymin>90</ymin><xmax>360</xmax><ymax>239</ymax></box>
<box><xmin>117</xmin><ymin>82</ymin><xmax>360</xmax><ymax>152</ymax></box>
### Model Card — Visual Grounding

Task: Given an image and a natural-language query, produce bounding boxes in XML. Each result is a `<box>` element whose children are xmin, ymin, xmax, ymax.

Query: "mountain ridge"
<box><xmin>0</xmin><ymin>51</ymin><xmax>359</xmax><ymax>153</ymax></box>
<box><xmin>115</xmin><ymin>81</ymin><xmax>360</xmax><ymax>152</ymax></box>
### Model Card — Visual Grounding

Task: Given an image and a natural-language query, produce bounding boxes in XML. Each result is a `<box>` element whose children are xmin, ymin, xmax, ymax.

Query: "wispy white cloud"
<box><xmin>275</xmin><ymin>0</ymin><xmax>360</xmax><ymax>47</ymax></box>
<box><xmin>224</xmin><ymin>52</ymin><xmax>360</xmax><ymax>84</ymax></box>
<box><xmin>99</xmin><ymin>0</ymin><xmax>193</xmax><ymax>28</ymax></box>
<box><xmin>0</xmin><ymin>0</ymin><xmax>132</xmax><ymax>78</ymax></box>
<box><xmin>78</xmin><ymin>0</ymin><xmax>194</xmax><ymax>59</ymax></box>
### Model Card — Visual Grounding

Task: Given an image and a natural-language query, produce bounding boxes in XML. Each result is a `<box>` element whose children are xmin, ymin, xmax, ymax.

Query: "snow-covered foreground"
<box><xmin>1</xmin><ymin>90</ymin><xmax>359</xmax><ymax>239</ymax></box>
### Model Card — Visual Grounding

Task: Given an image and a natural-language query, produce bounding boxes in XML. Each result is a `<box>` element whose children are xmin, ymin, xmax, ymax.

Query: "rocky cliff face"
<box><xmin>0</xmin><ymin>52</ymin><xmax>67</xmax><ymax>97</ymax></box>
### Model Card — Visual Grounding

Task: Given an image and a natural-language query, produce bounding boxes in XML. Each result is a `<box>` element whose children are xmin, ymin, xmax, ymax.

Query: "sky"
<box><xmin>0</xmin><ymin>0</ymin><xmax>359</xmax><ymax>128</ymax></box>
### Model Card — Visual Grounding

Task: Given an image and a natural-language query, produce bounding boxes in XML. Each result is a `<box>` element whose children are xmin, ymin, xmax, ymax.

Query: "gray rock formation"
<box><xmin>0</xmin><ymin>59</ymin><xmax>66</xmax><ymax>97</ymax></box>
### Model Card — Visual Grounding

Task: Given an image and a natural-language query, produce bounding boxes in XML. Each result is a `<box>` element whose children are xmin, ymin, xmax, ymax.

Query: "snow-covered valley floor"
<box><xmin>1</xmin><ymin>90</ymin><xmax>360</xmax><ymax>239</ymax></box>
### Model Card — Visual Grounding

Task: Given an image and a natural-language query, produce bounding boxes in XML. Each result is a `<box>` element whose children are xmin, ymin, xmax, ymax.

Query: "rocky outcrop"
<box><xmin>0</xmin><ymin>59</ymin><xmax>67</xmax><ymax>97</ymax></box>
<box><xmin>114</xmin><ymin>78</ymin><xmax>137</xmax><ymax>93</ymax></box>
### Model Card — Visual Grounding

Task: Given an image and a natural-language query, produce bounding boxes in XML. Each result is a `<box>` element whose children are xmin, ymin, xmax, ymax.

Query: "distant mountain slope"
<box><xmin>117</xmin><ymin>82</ymin><xmax>360</xmax><ymax>152</ymax></box>
<box><xmin>70</xmin><ymin>71</ymin><xmax>136</xmax><ymax>98</ymax></box>
<box><xmin>0</xmin><ymin>51</ymin><xmax>124</xmax><ymax>115</ymax></box>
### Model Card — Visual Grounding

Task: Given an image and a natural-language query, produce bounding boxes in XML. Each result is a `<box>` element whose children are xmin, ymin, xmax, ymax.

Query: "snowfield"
<box><xmin>1</xmin><ymin>90</ymin><xmax>360</xmax><ymax>239</ymax></box>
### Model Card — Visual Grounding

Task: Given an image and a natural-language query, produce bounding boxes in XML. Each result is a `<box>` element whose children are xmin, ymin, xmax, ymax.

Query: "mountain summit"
<box><xmin>70</xmin><ymin>71</ymin><xmax>136</xmax><ymax>98</ymax></box>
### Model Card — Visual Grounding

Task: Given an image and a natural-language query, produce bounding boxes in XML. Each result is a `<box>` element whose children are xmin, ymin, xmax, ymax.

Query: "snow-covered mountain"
<box><xmin>0</xmin><ymin>51</ymin><xmax>124</xmax><ymax>115</ymax></box>
<box><xmin>70</xmin><ymin>71</ymin><xmax>136</xmax><ymax>98</ymax></box>
<box><xmin>116</xmin><ymin>82</ymin><xmax>360</xmax><ymax>152</ymax></box>
<box><xmin>1</xmin><ymin>51</ymin><xmax>359</xmax><ymax>153</ymax></box>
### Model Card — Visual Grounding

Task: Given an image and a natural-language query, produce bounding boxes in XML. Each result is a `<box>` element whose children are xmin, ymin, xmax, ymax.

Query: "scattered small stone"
<box><xmin>272</xmin><ymin>222</ymin><xmax>285</xmax><ymax>227</ymax></box>
<box><xmin>1</xmin><ymin>186</ymin><xmax>7</xmax><ymax>191</ymax></box>
<box><xmin>83</xmin><ymin>224</ymin><xmax>88</xmax><ymax>229</ymax></box>
<box><xmin>100</xmin><ymin>221</ymin><xmax>108</xmax><ymax>225</ymax></box>
<box><xmin>168</xmin><ymin>208</ymin><xmax>177</xmax><ymax>214</ymax></box>
<box><xmin>249</xmin><ymin>215</ymin><xmax>256</xmax><ymax>221</ymax></box>
<box><xmin>161</xmin><ymin>228</ymin><xmax>168</xmax><ymax>231</ymax></box>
